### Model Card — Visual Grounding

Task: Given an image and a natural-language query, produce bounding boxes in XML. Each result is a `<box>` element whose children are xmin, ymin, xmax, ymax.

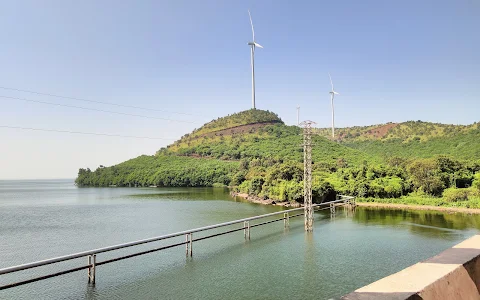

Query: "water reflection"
<box><xmin>303</xmin><ymin>232</ymin><xmax>316</xmax><ymax>284</ymax></box>
<box><xmin>127</xmin><ymin>187</ymin><xmax>234</xmax><ymax>201</ymax></box>
<box><xmin>3</xmin><ymin>183</ymin><xmax>480</xmax><ymax>300</ymax></box>
<box><xmin>353</xmin><ymin>207</ymin><xmax>480</xmax><ymax>239</ymax></box>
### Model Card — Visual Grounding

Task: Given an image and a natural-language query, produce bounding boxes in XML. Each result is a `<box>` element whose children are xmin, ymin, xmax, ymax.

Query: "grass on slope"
<box><xmin>166</xmin><ymin>124</ymin><xmax>377</xmax><ymax>166</ymax></box>
<box><xmin>188</xmin><ymin>109</ymin><xmax>282</xmax><ymax>138</ymax></box>
<box><xmin>317</xmin><ymin>121</ymin><xmax>479</xmax><ymax>142</ymax></box>
<box><xmin>344</xmin><ymin>130</ymin><xmax>480</xmax><ymax>161</ymax></box>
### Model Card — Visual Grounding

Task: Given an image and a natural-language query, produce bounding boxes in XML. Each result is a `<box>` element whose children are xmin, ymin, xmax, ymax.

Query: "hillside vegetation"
<box><xmin>344</xmin><ymin>130</ymin><xmax>480</xmax><ymax>161</ymax></box>
<box><xmin>187</xmin><ymin>109</ymin><xmax>282</xmax><ymax>138</ymax></box>
<box><xmin>76</xmin><ymin>155</ymin><xmax>239</xmax><ymax>187</ymax></box>
<box><xmin>317</xmin><ymin>121</ymin><xmax>479</xmax><ymax>142</ymax></box>
<box><xmin>76</xmin><ymin>110</ymin><xmax>480</xmax><ymax>207</ymax></box>
<box><xmin>316</xmin><ymin>121</ymin><xmax>480</xmax><ymax>161</ymax></box>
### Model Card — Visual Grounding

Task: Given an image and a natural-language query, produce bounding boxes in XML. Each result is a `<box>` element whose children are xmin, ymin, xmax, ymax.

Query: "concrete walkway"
<box><xmin>342</xmin><ymin>235</ymin><xmax>480</xmax><ymax>300</ymax></box>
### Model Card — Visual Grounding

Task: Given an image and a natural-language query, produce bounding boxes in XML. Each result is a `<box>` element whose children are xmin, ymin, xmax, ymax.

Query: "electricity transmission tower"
<box><xmin>300</xmin><ymin>120</ymin><xmax>316</xmax><ymax>232</ymax></box>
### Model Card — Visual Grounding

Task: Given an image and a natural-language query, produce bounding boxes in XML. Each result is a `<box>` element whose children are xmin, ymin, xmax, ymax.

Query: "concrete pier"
<box><xmin>342</xmin><ymin>235</ymin><xmax>480</xmax><ymax>300</ymax></box>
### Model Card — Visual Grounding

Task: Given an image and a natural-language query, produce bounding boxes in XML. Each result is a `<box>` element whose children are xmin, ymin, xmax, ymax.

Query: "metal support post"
<box><xmin>284</xmin><ymin>212</ymin><xmax>289</xmax><ymax>228</ymax></box>
<box><xmin>87</xmin><ymin>254</ymin><xmax>96</xmax><ymax>284</ymax></box>
<box><xmin>330</xmin><ymin>203</ymin><xmax>336</xmax><ymax>216</ymax></box>
<box><xmin>189</xmin><ymin>233</ymin><xmax>192</xmax><ymax>256</ymax></box>
<box><xmin>244</xmin><ymin>221</ymin><xmax>250</xmax><ymax>239</ymax></box>
<box><xmin>185</xmin><ymin>233</ymin><xmax>193</xmax><ymax>256</ymax></box>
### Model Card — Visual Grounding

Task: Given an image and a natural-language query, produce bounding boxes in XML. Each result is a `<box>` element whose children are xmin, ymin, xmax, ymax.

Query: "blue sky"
<box><xmin>0</xmin><ymin>0</ymin><xmax>478</xmax><ymax>179</ymax></box>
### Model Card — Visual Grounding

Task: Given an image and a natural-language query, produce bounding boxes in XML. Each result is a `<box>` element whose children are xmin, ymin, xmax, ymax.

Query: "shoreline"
<box><xmin>230</xmin><ymin>192</ymin><xmax>300</xmax><ymax>208</ymax></box>
<box><xmin>231</xmin><ymin>191</ymin><xmax>480</xmax><ymax>214</ymax></box>
<box><xmin>357</xmin><ymin>202</ymin><xmax>480</xmax><ymax>214</ymax></box>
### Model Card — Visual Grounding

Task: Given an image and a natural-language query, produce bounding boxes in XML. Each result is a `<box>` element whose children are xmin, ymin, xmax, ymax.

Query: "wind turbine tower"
<box><xmin>329</xmin><ymin>73</ymin><xmax>339</xmax><ymax>138</ymax></box>
<box><xmin>296</xmin><ymin>106</ymin><xmax>300</xmax><ymax>125</ymax></box>
<box><xmin>248</xmin><ymin>10</ymin><xmax>263</xmax><ymax>109</ymax></box>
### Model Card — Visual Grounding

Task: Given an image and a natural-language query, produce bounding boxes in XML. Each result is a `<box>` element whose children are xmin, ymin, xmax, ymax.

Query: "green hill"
<box><xmin>317</xmin><ymin>121</ymin><xmax>479</xmax><ymax>142</ymax></box>
<box><xmin>166</xmin><ymin>123</ymin><xmax>375</xmax><ymax>166</ymax></box>
<box><xmin>343</xmin><ymin>130</ymin><xmax>480</xmax><ymax>161</ymax></box>
<box><xmin>76</xmin><ymin>110</ymin><xmax>480</xmax><ymax>206</ymax></box>
<box><xmin>317</xmin><ymin>121</ymin><xmax>480</xmax><ymax>161</ymax></box>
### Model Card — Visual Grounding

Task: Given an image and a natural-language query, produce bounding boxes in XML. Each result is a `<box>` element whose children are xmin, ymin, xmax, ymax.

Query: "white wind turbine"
<box><xmin>248</xmin><ymin>10</ymin><xmax>263</xmax><ymax>109</ymax></box>
<box><xmin>329</xmin><ymin>73</ymin><xmax>339</xmax><ymax>138</ymax></box>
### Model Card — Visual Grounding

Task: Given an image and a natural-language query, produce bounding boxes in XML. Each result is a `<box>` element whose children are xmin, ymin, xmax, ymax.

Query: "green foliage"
<box><xmin>357</xmin><ymin>195</ymin><xmax>444</xmax><ymax>207</ymax></box>
<box><xmin>237</xmin><ymin>177</ymin><xmax>265</xmax><ymax>195</ymax></box>
<box><xmin>76</xmin><ymin>110</ymin><xmax>480</xmax><ymax>208</ymax></box>
<box><xmin>317</xmin><ymin>120</ymin><xmax>479</xmax><ymax>143</ymax></box>
<box><xmin>407</xmin><ymin>159</ymin><xmax>445</xmax><ymax>196</ymax></box>
<box><xmin>443</xmin><ymin>188</ymin><xmax>471</xmax><ymax>202</ymax></box>
<box><xmin>182</xmin><ymin>109</ymin><xmax>282</xmax><ymax>139</ymax></box>
<box><xmin>266</xmin><ymin>180</ymin><xmax>303</xmax><ymax>202</ymax></box>
<box><xmin>212</xmin><ymin>183</ymin><xmax>227</xmax><ymax>188</ymax></box>
<box><xmin>312</xmin><ymin>178</ymin><xmax>335</xmax><ymax>203</ymax></box>
<box><xmin>169</xmin><ymin>123</ymin><xmax>376</xmax><ymax>166</ymax></box>
<box><xmin>229</xmin><ymin>171</ymin><xmax>246</xmax><ymax>186</ymax></box>
<box><xmin>344</xmin><ymin>130</ymin><xmax>480</xmax><ymax>161</ymax></box>
<box><xmin>359</xmin><ymin>188</ymin><xmax>480</xmax><ymax>208</ymax></box>
<box><xmin>75</xmin><ymin>155</ymin><xmax>238</xmax><ymax>187</ymax></box>
<box><xmin>473</xmin><ymin>173</ymin><xmax>480</xmax><ymax>190</ymax></box>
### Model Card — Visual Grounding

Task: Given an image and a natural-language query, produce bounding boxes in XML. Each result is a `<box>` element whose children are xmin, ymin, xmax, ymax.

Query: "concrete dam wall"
<box><xmin>342</xmin><ymin>234</ymin><xmax>480</xmax><ymax>300</ymax></box>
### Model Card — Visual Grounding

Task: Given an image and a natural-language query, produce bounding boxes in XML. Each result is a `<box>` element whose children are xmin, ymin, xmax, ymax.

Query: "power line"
<box><xmin>0</xmin><ymin>86</ymin><xmax>202</xmax><ymax>117</ymax></box>
<box><xmin>0</xmin><ymin>125</ymin><xmax>176</xmax><ymax>140</ymax></box>
<box><xmin>0</xmin><ymin>95</ymin><xmax>198</xmax><ymax>124</ymax></box>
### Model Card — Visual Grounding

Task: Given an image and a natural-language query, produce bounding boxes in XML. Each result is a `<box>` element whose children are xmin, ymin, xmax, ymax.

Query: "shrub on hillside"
<box><xmin>312</xmin><ymin>179</ymin><xmax>335</xmax><ymax>203</ymax></box>
<box><xmin>443</xmin><ymin>187</ymin><xmax>471</xmax><ymax>202</ymax></box>
<box><xmin>407</xmin><ymin>159</ymin><xmax>445</xmax><ymax>196</ymax></box>
<box><xmin>266</xmin><ymin>180</ymin><xmax>303</xmax><ymax>202</ymax></box>
<box><xmin>473</xmin><ymin>173</ymin><xmax>480</xmax><ymax>190</ymax></box>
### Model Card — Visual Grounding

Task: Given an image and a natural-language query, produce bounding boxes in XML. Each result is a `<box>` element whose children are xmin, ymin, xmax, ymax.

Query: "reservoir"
<box><xmin>1</xmin><ymin>179</ymin><xmax>479</xmax><ymax>299</ymax></box>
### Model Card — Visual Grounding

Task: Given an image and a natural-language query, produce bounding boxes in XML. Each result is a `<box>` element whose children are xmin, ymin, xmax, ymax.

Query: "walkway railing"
<box><xmin>0</xmin><ymin>195</ymin><xmax>355</xmax><ymax>290</ymax></box>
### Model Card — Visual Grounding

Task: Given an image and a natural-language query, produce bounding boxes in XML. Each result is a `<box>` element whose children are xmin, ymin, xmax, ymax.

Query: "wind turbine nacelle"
<box><xmin>248</xmin><ymin>42</ymin><xmax>255</xmax><ymax>46</ymax></box>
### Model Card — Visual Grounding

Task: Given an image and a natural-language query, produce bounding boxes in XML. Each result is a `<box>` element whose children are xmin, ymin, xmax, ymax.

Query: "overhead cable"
<box><xmin>0</xmin><ymin>86</ymin><xmax>201</xmax><ymax>117</ymax></box>
<box><xmin>0</xmin><ymin>95</ymin><xmax>198</xmax><ymax>124</ymax></box>
<box><xmin>0</xmin><ymin>125</ymin><xmax>175</xmax><ymax>140</ymax></box>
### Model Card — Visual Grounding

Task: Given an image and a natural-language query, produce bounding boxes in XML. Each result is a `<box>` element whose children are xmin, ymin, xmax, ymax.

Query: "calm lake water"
<box><xmin>1</xmin><ymin>179</ymin><xmax>479</xmax><ymax>300</ymax></box>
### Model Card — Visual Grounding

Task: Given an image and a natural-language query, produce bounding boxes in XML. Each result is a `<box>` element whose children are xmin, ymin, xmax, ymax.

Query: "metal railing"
<box><xmin>0</xmin><ymin>196</ymin><xmax>355</xmax><ymax>290</ymax></box>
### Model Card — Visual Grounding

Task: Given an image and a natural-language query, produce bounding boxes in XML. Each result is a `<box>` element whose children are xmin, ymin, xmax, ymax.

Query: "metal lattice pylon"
<box><xmin>300</xmin><ymin>120</ymin><xmax>316</xmax><ymax>232</ymax></box>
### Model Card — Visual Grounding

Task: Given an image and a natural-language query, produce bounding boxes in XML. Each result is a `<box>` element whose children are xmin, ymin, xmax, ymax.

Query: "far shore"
<box><xmin>230</xmin><ymin>192</ymin><xmax>300</xmax><ymax>208</ymax></box>
<box><xmin>357</xmin><ymin>202</ymin><xmax>480</xmax><ymax>214</ymax></box>
<box><xmin>231</xmin><ymin>191</ymin><xmax>480</xmax><ymax>215</ymax></box>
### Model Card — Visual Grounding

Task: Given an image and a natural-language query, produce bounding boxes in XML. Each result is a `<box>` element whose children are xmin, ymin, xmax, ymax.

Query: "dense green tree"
<box><xmin>473</xmin><ymin>173</ymin><xmax>480</xmax><ymax>190</ymax></box>
<box><xmin>407</xmin><ymin>159</ymin><xmax>445</xmax><ymax>195</ymax></box>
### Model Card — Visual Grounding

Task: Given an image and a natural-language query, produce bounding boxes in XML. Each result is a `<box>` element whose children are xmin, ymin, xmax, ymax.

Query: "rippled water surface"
<box><xmin>1</xmin><ymin>179</ymin><xmax>479</xmax><ymax>299</ymax></box>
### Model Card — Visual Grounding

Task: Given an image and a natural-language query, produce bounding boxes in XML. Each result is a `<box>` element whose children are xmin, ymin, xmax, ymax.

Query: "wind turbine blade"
<box><xmin>333</xmin><ymin>91</ymin><xmax>339</xmax><ymax>95</ymax></box>
<box><xmin>248</xmin><ymin>10</ymin><xmax>255</xmax><ymax>41</ymax></box>
<box><xmin>329</xmin><ymin>73</ymin><xmax>334</xmax><ymax>91</ymax></box>
<box><xmin>254</xmin><ymin>42</ymin><xmax>263</xmax><ymax>48</ymax></box>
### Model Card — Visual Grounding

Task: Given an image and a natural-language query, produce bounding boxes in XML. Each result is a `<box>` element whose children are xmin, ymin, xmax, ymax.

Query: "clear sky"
<box><xmin>0</xmin><ymin>0</ymin><xmax>478</xmax><ymax>179</ymax></box>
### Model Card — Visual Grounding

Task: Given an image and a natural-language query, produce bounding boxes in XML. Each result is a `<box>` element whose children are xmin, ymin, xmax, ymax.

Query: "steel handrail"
<box><xmin>0</xmin><ymin>197</ymin><xmax>353</xmax><ymax>276</ymax></box>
